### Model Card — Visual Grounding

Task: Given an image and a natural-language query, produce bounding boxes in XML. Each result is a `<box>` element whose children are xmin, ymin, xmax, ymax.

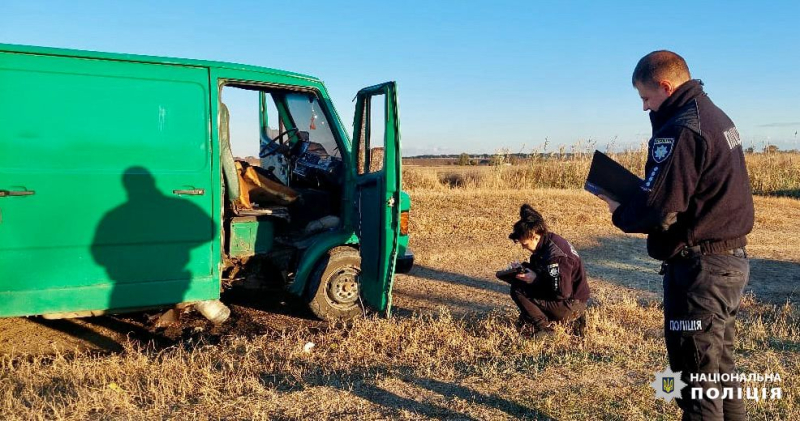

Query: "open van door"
<box><xmin>353</xmin><ymin>82</ymin><xmax>401</xmax><ymax>316</ymax></box>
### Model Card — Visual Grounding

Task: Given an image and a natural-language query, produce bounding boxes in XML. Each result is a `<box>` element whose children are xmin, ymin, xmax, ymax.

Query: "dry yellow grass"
<box><xmin>403</xmin><ymin>151</ymin><xmax>800</xmax><ymax>196</ymax></box>
<box><xmin>747</xmin><ymin>152</ymin><xmax>800</xmax><ymax>196</ymax></box>
<box><xmin>1</xmin><ymin>188</ymin><xmax>798</xmax><ymax>420</ymax></box>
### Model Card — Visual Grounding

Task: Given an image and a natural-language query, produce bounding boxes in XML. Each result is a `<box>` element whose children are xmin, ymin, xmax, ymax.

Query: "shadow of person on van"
<box><xmin>91</xmin><ymin>166</ymin><xmax>217</xmax><ymax>321</ymax></box>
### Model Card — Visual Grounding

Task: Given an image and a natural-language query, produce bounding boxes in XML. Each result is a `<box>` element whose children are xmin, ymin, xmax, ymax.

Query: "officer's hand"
<box><xmin>598</xmin><ymin>194</ymin><xmax>620</xmax><ymax>213</ymax></box>
<box><xmin>516</xmin><ymin>268</ymin><xmax>536</xmax><ymax>284</ymax></box>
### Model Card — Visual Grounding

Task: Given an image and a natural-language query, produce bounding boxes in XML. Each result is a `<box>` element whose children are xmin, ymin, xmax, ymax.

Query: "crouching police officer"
<box><xmin>508</xmin><ymin>204</ymin><xmax>590</xmax><ymax>338</ymax></box>
<box><xmin>599</xmin><ymin>51</ymin><xmax>754</xmax><ymax>420</ymax></box>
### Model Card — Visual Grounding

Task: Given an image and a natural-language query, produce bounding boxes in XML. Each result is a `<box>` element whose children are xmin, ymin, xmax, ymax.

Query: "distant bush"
<box><xmin>438</xmin><ymin>170</ymin><xmax>483</xmax><ymax>188</ymax></box>
<box><xmin>456</xmin><ymin>153</ymin><xmax>472</xmax><ymax>166</ymax></box>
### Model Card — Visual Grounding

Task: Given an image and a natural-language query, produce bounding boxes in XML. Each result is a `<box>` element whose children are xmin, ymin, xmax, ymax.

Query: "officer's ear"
<box><xmin>658</xmin><ymin>79</ymin><xmax>676</xmax><ymax>96</ymax></box>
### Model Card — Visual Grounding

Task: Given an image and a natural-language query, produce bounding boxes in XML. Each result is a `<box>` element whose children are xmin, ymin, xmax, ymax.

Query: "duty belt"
<box><xmin>676</xmin><ymin>245</ymin><xmax>747</xmax><ymax>259</ymax></box>
<box><xmin>660</xmin><ymin>242</ymin><xmax>747</xmax><ymax>275</ymax></box>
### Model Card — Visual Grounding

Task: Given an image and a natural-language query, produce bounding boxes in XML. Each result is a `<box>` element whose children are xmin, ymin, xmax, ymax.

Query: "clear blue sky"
<box><xmin>3</xmin><ymin>0</ymin><xmax>798</xmax><ymax>156</ymax></box>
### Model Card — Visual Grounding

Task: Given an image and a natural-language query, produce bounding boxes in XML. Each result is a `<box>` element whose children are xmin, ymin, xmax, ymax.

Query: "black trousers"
<box><xmin>510</xmin><ymin>284</ymin><xmax>585</xmax><ymax>329</ymax></box>
<box><xmin>663</xmin><ymin>251</ymin><xmax>749</xmax><ymax>421</ymax></box>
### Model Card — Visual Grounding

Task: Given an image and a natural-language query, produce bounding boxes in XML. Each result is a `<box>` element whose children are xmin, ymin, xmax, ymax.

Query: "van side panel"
<box><xmin>0</xmin><ymin>52</ymin><xmax>219</xmax><ymax>317</ymax></box>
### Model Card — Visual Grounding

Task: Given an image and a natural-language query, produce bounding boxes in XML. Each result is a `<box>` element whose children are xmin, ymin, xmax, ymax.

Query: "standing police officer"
<box><xmin>599</xmin><ymin>51</ymin><xmax>754</xmax><ymax>420</ymax></box>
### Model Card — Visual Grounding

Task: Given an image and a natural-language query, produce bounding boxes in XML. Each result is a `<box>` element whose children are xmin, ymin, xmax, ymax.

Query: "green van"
<box><xmin>0</xmin><ymin>44</ymin><xmax>413</xmax><ymax>322</ymax></box>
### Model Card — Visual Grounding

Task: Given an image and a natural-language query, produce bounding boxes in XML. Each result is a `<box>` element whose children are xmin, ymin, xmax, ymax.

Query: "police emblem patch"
<box><xmin>548</xmin><ymin>263</ymin><xmax>559</xmax><ymax>278</ymax></box>
<box><xmin>652</xmin><ymin>138</ymin><xmax>674</xmax><ymax>164</ymax></box>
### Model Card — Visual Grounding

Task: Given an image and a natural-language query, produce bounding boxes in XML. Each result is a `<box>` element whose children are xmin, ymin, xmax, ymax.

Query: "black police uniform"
<box><xmin>511</xmin><ymin>232</ymin><xmax>590</xmax><ymax>330</ymax></box>
<box><xmin>612</xmin><ymin>80</ymin><xmax>754</xmax><ymax>420</ymax></box>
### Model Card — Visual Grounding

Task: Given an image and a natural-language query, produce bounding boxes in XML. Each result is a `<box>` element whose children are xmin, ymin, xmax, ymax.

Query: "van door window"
<box><xmin>357</xmin><ymin>94</ymin><xmax>386</xmax><ymax>175</ymax></box>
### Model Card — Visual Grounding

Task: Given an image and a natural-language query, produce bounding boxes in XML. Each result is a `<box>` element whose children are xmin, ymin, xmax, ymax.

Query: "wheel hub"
<box><xmin>326</xmin><ymin>267</ymin><xmax>360</xmax><ymax>307</ymax></box>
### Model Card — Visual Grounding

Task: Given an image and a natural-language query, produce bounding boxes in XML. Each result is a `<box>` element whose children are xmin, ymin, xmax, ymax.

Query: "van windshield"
<box><xmin>285</xmin><ymin>94</ymin><xmax>340</xmax><ymax>158</ymax></box>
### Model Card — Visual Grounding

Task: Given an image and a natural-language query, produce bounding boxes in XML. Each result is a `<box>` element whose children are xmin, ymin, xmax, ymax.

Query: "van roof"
<box><xmin>0</xmin><ymin>43</ymin><xmax>320</xmax><ymax>83</ymax></box>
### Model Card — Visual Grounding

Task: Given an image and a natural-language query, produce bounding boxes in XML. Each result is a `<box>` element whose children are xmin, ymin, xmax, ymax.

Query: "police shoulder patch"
<box><xmin>652</xmin><ymin>138</ymin><xmax>675</xmax><ymax>164</ymax></box>
<box><xmin>548</xmin><ymin>263</ymin><xmax>560</xmax><ymax>278</ymax></box>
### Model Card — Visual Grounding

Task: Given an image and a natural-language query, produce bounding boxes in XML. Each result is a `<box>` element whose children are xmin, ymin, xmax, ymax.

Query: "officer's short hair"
<box><xmin>632</xmin><ymin>50</ymin><xmax>691</xmax><ymax>88</ymax></box>
<box><xmin>509</xmin><ymin>204</ymin><xmax>548</xmax><ymax>242</ymax></box>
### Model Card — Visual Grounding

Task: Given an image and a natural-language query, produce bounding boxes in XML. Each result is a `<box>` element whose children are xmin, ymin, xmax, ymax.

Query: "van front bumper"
<box><xmin>395</xmin><ymin>250</ymin><xmax>415</xmax><ymax>274</ymax></box>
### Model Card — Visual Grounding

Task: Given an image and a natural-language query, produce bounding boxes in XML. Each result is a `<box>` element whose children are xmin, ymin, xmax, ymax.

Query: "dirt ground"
<box><xmin>0</xmin><ymin>287</ymin><xmax>326</xmax><ymax>356</ymax></box>
<box><xmin>1</xmin><ymin>189</ymin><xmax>798</xmax><ymax>357</ymax></box>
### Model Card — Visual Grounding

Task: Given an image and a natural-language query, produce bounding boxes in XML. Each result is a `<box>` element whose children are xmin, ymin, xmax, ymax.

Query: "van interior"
<box><xmin>218</xmin><ymin>84</ymin><xmax>347</xmax><ymax>288</ymax></box>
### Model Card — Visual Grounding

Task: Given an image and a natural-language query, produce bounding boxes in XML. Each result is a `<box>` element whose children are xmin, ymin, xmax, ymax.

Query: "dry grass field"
<box><xmin>403</xmin><ymin>151</ymin><xmax>800</xmax><ymax>196</ymax></box>
<box><xmin>2</xmin><ymin>159</ymin><xmax>799</xmax><ymax>420</ymax></box>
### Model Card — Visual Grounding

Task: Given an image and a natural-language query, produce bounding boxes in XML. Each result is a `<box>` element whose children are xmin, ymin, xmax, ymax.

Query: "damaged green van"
<box><xmin>0</xmin><ymin>43</ymin><xmax>413</xmax><ymax>322</ymax></box>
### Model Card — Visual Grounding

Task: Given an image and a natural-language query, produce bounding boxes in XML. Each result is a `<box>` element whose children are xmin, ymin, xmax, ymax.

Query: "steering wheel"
<box><xmin>260</xmin><ymin>127</ymin><xmax>299</xmax><ymax>158</ymax></box>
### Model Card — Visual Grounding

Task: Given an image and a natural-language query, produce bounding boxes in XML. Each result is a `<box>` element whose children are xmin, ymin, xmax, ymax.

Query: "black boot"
<box><xmin>531</xmin><ymin>324</ymin><xmax>555</xmax><ymax>339</ymax></box>
<box><xmin>572</xmin><ymin>313</ymin><xmax>587</xmax><ymax>337</ymax></box>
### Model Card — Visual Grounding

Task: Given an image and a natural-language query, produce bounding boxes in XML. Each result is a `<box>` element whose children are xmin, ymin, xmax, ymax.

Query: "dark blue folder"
<box><xmin>584</xmin><ymin>150</ymin><xmax>643</xmax><ymax>204</ymax></box>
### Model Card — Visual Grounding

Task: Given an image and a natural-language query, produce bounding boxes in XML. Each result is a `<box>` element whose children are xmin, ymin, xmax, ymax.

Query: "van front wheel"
<box><xmin>307</xmin><ymin>247</ymin><xmax>363</xmax><ymax>321</ymax></box>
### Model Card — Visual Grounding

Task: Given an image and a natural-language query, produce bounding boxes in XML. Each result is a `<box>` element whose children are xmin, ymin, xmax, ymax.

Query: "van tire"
<box><xmin>307</xmin><ymin>247</ymin><xmax>363</xmax><ymax>321</ymax></box>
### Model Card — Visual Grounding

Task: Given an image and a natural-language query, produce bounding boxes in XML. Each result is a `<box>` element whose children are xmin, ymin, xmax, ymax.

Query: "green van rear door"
<box><xmin>0</xmin><ymin>52</ymin><xmax>218</xmax><ymax>317</ymax></box>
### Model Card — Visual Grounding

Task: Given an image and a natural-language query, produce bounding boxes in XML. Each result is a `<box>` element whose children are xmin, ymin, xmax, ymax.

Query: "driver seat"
<box><xmin>219</xmin><ymin>102</ymin><xmax>296</xmax><ymax>219</ymax></box>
